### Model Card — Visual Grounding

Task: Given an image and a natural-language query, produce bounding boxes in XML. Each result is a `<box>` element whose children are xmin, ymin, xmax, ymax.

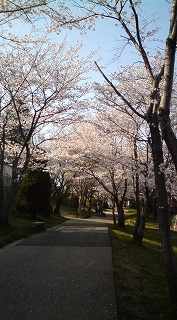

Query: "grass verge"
<box><xmin>109</xmin><ymin>209</ymin><xmax>177</xmax><ymax>320</ymax></box>
<box><xmin>60</xmin><ymin>204</ymin><xmax>94</xmax><ymax>219</ymax></box>
<box><xmin>0</xmin><ymin>205</ymin><xmax>94</xmax><ymax>248</ymax></box>
<box><xmin>0</xmin><ymin>212</ymin><xmax>67</xmax><ymax>248</ymax></box>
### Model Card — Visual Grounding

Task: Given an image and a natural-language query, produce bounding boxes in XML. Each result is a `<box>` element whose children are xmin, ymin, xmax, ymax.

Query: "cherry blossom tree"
<box><xmin>0</xmin><ymin>34</ymin><xmax>92</xmax><ymax>225</ymax></box>
<box><xmin>56</xmin><ymin>118</ymin><xmax>133</xmax><ymax>223</ymax></box>
<box><xmin>94</xmin><ymin>7</ymin><xmax>177</xmax><ymax>305</ymax></box>
<box><xmin>91</xmin><ymin>69</ymin><xmax>156</xmax><ymax>231</ymax></box>
<box><xmin>0</xmin><ymin>1</ymin><xmax>56</xmax><ymax>25</ymax></box>
<box><xmin>52</xmin><ymin>1</ymin><xmax>175</xmax><ymax>302</ymax></box>
<box><xmin>42</xmin><ymin>0</ymin><xmax>177</xmax><ymax>303</ymax></box>
<box><xmin>46</xmin><ymin>134</ymin><xmax>76</xmax><ymax>215</ymax></box>
<box><xmin>5</xmin><ymin>0</ymin><xmax>176</xmax><ymax>303</ymax></box>
<box><xmin>91</xmin><ymin>2</ymin><xmax>177</xmax><ymax>303</ymax></box>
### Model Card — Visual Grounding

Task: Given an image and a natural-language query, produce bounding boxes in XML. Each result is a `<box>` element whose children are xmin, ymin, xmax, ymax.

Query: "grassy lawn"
<box><xmin>109</xmin><ymin>209</ymin><xmax>177</xmax><ymax>319</ymax></box>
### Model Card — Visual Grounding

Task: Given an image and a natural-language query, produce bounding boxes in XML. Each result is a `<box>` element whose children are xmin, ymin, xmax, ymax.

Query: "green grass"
<box><xmin>0</xmin><ymin>211</ymin><xmax>67</xmax><ymax>248</ymax></box>
<box><xmin>60</xmin><ymin>204</ymin><xmax>94</xmax><ymax>219</ymax></box>
<box><xmin>109</xmin><ymin>209</ymin><xmax>177</xmax><ymax>319</ymax></box>
<box><xmin>0</xmin><ymin>205</ymin><xmax>94</xmax><ymax>248</ymax></box>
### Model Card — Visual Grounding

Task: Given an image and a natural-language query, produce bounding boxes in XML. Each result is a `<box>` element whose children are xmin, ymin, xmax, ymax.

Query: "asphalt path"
<box><xmin>0</xmin><ymin>213</ymin><xmax>118</xmax><ymax>320</ymax></box>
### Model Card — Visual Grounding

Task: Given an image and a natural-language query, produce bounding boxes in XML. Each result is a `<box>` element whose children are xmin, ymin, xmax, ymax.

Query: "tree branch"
<box><xmin>94</xmin><ymin>61</ymin><xmax>145</xmax><ymax>120</ymax></box>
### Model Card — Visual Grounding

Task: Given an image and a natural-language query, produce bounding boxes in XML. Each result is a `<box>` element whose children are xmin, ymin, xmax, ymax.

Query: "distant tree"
<box><xmin>52</xmin><ymin>171</ymin><xmax>72</xmax><ymax>215</ymax></box>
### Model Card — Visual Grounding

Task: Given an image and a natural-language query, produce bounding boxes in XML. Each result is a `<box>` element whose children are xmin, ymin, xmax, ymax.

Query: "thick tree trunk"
<box><xmin>158</xmin><ymin>0</ymin><xmax>177</xmax><ymax>170</ymax></box>
<box><xmin>133</xmin><ymin>198</ymin><xmax>150</xmax><ymax>245</ymax></box>
<box><xmin>160</xmin><ymin>117</ymin><xmax>177</xmax><ymax>171</ymax></box>
<box><xmin>135</xmin><ymin>198</ymin><xmax>151</xmax><ymax>245</ymax></box>
<box><xmin>150</xmin><ymin>119</ymin><xmax>177</xmax><ymax>304</ymax></box>
<box><xmin>146</xmin><ymin>1</ymin><xmax>177</xmax><ymax>301</ymax></box>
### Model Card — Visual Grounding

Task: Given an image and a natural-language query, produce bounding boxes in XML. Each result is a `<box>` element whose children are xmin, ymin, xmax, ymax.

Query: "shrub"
<box><xmin>63</xmin><ymin>194</ymin><xmax>79</xmax><ymax>209</ymax></box>
<box><xmin>17</xmin><ymin>169</ymin><xmax>52</xmax><ymax>218</ymax></box>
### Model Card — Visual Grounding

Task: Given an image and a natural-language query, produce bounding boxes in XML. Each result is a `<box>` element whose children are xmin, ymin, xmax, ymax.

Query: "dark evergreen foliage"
<box><xmin>17</xmin><ymin>169</ymin><xmax>52</xmax><ymax>218</ymax></box>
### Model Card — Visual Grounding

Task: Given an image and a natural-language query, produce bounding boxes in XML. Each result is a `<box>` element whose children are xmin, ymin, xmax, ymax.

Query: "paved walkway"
<box><xmin>0</xmin><ymin>212</ymin><xmax>118</xmax><ymax>320</ymax></box>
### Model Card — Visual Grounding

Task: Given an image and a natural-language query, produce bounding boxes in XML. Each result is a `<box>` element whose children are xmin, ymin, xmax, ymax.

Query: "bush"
<box><xmin>63</xmin><ymin>194</ymin><xmax>79</xmax><ymax>209</ymax></box>
<box><xmin>90</xmin><ymin>198</ymin><xmax>97</xmax><ymax>207</ymax></box>
<box><xmin>17</xmin><ymin>169</ymin><xmax>52</xmax><ymax>218</ymax></box>
<box><xmin>103</xmin><ymin>201</ymin><xmax>109</xmax><ymax>209</ymax></box>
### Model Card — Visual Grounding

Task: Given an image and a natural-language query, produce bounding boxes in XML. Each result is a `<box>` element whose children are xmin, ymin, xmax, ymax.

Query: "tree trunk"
<box><xmin>0</xmin><ymin>120</ymin><xmax>7</xmax><ymax>223</ymax></box>
<box><xmin>150</xmin><ymin>118</ymin><xmax>177</xmax><ymax>304</ymax></box>
<box><xmin>133</xmin><ymin>171</ymin><xmax>143</xmax><ymax>244</ymax></box>
<box><xmin>88</xmin><ymin>193</ymin><xmax>92</xmax><ymax>211</ymax></box>
<box><xmin>150</xmin><ymin>2</ymin><xmax>177</xmax><ymax>301</ymax></box>
<box><xmin>133</xmin><ymin>195</ymin><xmax>150</xmax><ymax>245</ymax></box>
<box><xmin>116</xmin><ymin>179</ymin><xmax>127</xmax><ymax>228</ymax></box>
<box><xmin>53</xmin><ymin>188</ymin><xmax>63</xmax><ymax>215</ymax></box>
<box><xmin>135</xmin><ymin>199</ymin><xmax>150</xmax><ymax>245</ymax></box>
<box><xmin>159</xmin><ymin>0</ymin><xmax>177</xmax><ymax>170</ymax></box>
<box><xmin>53</xmin><ymin>198</ymin><xmax>61</xmax><ymax>215</ymax></box>
<box><xmin>112</xmin><ymin>201</ymin><xmax>116</xmax><ymax>224</ymax></box>
<box><xmin>133</xmin><ymin>137</ymin><xmax>145</xmax><ymax>244</ymax></box>
<box><xmin>133</xmin><ymin>145</ymin><xmax>153</xmax><ymax>244</ymax></box>
<box><xmin>160</xmin><ymin>117</ymin><xmax>177</xmax><ymax>171</ymax></box>
<box><xmin>78</xmin><ymin>194</ymin><xmax>84</xmax><ymax>215</ymax></box>
<box><xmin>115</xmin><ymin>197</ymin><xmax>125</xmax><ymax>227</ymax></box>
<box><xmin>117</xmin><ymin>204</ymin><xmax>125</xmax><ymax>228</ymax></box>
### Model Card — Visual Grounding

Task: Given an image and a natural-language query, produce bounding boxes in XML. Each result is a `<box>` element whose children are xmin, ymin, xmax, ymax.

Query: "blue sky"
<box><xmin>53</xmin><ymin>0</ymin><xmax>172</xmax><ymax>81</ymax></box>
<box><xmin>9</xmin><ymin>0</ymin><xmax>172</xmax><ymax>82</ymax></box>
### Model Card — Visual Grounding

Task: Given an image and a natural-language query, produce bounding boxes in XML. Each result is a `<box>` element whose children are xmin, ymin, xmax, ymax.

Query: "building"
<box><xmin>0</xmin><ymin>163</ymin><xmax>12</xmax><ymax>198</ymax></box>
